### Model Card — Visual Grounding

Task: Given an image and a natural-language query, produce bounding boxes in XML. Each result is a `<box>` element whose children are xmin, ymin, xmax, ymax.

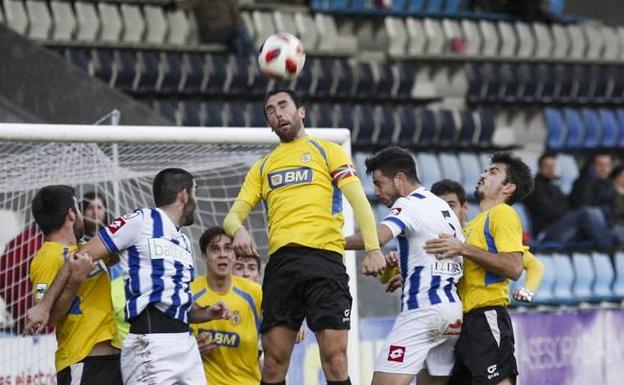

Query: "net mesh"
<box><xmin>0</xmin><ymin>140</ymin><xmax>275</xmax><ymax>377</ymax></box>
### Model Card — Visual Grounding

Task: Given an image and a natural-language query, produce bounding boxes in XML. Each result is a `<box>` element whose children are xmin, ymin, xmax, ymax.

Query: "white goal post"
<box><xmin>0</xmin><ymin>123</ymin><xmax>361</xmax><ymax>385</ymax></box>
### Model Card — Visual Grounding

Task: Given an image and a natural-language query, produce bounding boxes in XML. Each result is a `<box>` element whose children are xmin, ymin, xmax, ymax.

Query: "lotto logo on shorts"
<box><xmin>107</xmin><ymin>217</ymin><xmax>126</xmax><ymax>234</ymax></box>
<box><xmin>387</xmin><ymin>345</ymin><xmax>406</xmax><ymax>363</ymax></box>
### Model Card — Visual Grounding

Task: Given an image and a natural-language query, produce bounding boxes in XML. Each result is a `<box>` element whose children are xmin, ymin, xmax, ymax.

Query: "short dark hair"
<box><xmin>32</xmin><ymin>185</ymin><xmax>76</xmax><ymax>236</ymax></box>
<box><xmin>80</xmin><ymin>191</ymin><xmax>110</xmax><ymax>221</ymax></box>
<box><xmin>538</xmin><ymin>151</ymin><xmax>556</xmax><ymax>168</ymax></box>
<box><xmin>365</xmin><ymin>147</ymin><xmax>419</xmax><ymax>183</ymax></box>
<box><xmin>153</xmin><ymin>168</ymin><xmax>194</xmax><ymax>207</ymax></box>
<box><xmin>431</xmin><ymin>179</ymin><xmax>466</xmax><ymax>205</ymax></box>
<box><xmin>263</xmin><ymin>88</ymin><xmax>304</xmax><ymax>120</ymax></box>
<box><xmin>199</xmin><ymin>226</ymin><xmax>230</xmax><ymax>254</ymax></box>
<box><xmin>490</xmin><ymin>151</ymin><xmax>534</xmax><ymax>204</ymax></box>
<box><xmin>611</xmin><ymin>164</ymin><xmax>624</xmax><ymax>180</ymax></box>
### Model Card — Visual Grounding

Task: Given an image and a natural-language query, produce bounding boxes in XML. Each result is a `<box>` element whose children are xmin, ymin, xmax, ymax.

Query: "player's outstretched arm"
<box><xmin>189</xmin><ymin>300</ymin><xmax>230</xmax><ymax>323</ymax></box>
<box><xmin>514</xmin><ymin>251</ymin><xmax>544</xmax><ymax>302</ymax></box>
<box><xmin>49</xmin><ymin>253</ymin><xmax>97</xmax><ymax>323</ymax></box>
<box><xmin>224</xmin><ymin>200</ymin><xmax>259</xmax><ymax>258</ymax></box>
<box><xmin>25</xmin><ymin>263</ymin><xmax>71</xmax><ymax>334</ymax></box>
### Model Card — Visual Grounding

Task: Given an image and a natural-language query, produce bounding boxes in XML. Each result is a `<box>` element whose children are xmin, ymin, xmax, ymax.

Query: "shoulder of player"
<box><xmin>232</xmin><ymin>276</ymin><xmax>262</xmax><ymax>295</ymax></box>
<box><xmin>489</xmin><ymin>203</ymin><xmax>520</xmax><ymax>221</ymax></box>
<box><xmin>30</xmin><ymin>243</ymin><xmax>67</xmax><ymax>274</ymax></box>
<box><xmin>306</xmin><ymin>136</ymin><xmax>343</xmax><ymax>156</ymax></box>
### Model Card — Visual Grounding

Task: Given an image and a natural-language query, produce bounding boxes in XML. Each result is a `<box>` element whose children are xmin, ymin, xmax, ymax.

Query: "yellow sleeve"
<box><xmin>325</xmin><ymin>141</ymin><xmax>359</xmax><ymax>189</ymax></box>
<box><xmin>341</xmin><ymin>182</ymin><xmax>380</xmax><ymax>251</ymax></box>
<box><xmin>236</xmin><ymin>159</ymin><xmax>264</xmax><ymax>208</ymax></box>
<box><xmin>223</xmin><ymin>200</ymin><xmax>253</xmax><ymax>237</ymax></box>
<box><xmin>488</xmin><ymin>205</ymin><xmax>524</xmax><ymax>254</ymax></box>
<box><xmin>29</xmin><ymin>255</ymin><xmax>63</xmax><ymax>304</ymax></box>
<box><xmin>522</xmin><ymin>251</ymin><xmax>545</xmax><ymax>292</ymax></box>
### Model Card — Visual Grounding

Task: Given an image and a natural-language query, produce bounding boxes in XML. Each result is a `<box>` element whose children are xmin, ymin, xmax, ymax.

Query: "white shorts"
<box><xmin>121</xmin><ymin>332</ymin><xmax>206</xmax><ymax>385</ymax></box>
<box><xmin>374</xmin><ymin>302</ymin><xmax>463</xmax><ymax>376</ymax></box>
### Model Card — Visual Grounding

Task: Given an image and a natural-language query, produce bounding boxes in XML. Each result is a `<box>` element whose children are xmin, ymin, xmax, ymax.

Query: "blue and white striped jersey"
<box><xmin>381</xmin><ymin>187</ymin><xmax>464</xmax><ymax>312</ymax></box>
<box><xmin>98</xmin><ymin>208</ymin><xmax>195</xmax><ymax>323</ymax></box>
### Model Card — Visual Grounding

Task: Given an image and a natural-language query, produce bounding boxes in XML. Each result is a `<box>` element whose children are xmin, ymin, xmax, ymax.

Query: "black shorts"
<box><xmin>261</xmin><ymin>246</ymin><xmax>352</xmax><ymax>333</ymax></box>
<box><xmin>57</xmin><ymin>354</ymin><xmax>122</xmax><ymax>385</ymax></box>
<box><xmin>450</xmin><ymin>306</ymin><xmax>518</xmax><ymax>385</ymax></box>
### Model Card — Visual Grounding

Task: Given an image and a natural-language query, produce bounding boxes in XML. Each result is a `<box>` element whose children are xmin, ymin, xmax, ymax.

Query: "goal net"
<box><xmin>0</xmin><ymin>124</ymin><xmax>359</xmax><ymax>384</ymax></box>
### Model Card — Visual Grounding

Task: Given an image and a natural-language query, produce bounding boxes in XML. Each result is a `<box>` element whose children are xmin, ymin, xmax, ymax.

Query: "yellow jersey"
<box><xmin>29</xmin><ymin>242</ymin><xmax>119</xmax><ymax>372</ymax></box>
<box><xmin>110</xmin><ymin>276</ymin><xmax>130</xmax><ymax>343</ymax></box>
<box><xmin>190</xmin><ymin>276</ymin><xmax>262</xmax><ymax>385</ymax></box>
<box><xmin>460</xmin><ymin>204</ymin><xmax>524</xmax><ymax>313</ymax></box>
<box><xmin>236</xmin><ymin>135</ymin><xmax>359</xmax><ymax>255</ymax></box>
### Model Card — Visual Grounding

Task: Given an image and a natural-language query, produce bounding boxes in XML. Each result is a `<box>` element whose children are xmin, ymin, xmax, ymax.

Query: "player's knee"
<box><xmin>321</xmin><ymin>350</ymin><xmax>348</xmax><ymax>378</ymax></box>
<box><xmin>263</xmin><ymin>352</ymin><xmax>290</xmax><ymax>374</ymax></box>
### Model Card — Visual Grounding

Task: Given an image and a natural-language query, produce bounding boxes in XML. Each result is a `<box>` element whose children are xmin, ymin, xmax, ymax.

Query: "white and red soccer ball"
<box><xmin>258</xmin><ymin>32</ymin><xmax>306</xmax><ymax>80</ymax></box>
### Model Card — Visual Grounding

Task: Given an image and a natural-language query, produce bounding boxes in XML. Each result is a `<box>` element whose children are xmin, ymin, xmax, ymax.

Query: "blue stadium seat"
<box><xmin>613</xmin><ymin>252</ymin><xmax>624</xmax><ymax>298</ymax></box>
<box><xmin>599</xmin><ymin>109</ymin><xmax>620</xmax><ymax>148</ymax></box>
<box><xmin>336</xmin><ymin>104</ymin><xmax>355</xmax><ymax>131</ymax></box>
<box><xmin>334</xmin><ymin>58</ymin><xmax>354</xmax><ymax>98</ymax></box>
<box><xmin>554</xmin><ymin>64</ymin><xmax>574</xmax><ymax>103</ymax></box>
<box><xmin>533</xmin><ymin>254</ymin><xmax>555</xmax><ymax>304</ymax></box>
<box><xmin>438</xmin><ymin>110</ymin><xmax>456</xmax><ymax>148</ymax></box>
<box><xmin>549</xmin><ymin>0</ymin><xmax>565</xmax><ymax>14</ymax></box>
<box><xmin>355</xmin><ymin>104</ymin><xmax>375</xmax><ymax>146</ymax></box>
<box><xmin>354</xmin><ymin>61</ymin><xmax>375</xmax><ymax>99</ymax></box>
<box><xmin>406</xmin><ymin>0</ymin><xmax>425</xmax><ymax>13</ymax></box>
<box><xmin>115</xmin><ymin>50</ymin><xmax>138</xmax><ymax>92</ymax></box>
<box><xmin>160</xmin><ymin>52</ymin><xmax>183</xmax><ymax>95</ymax></box>
<box><xmin>518</xmin><ymin>64</ymin><xmax>538</xmax><ymax>103</ymax></box>
<box><xmin>477</xmin><ymin>109</ymin><xmax>495</xmax><ymax>148</ymax></box>
<box><xmin>458</xmin><ymin>152</ymin><xmax>482</xmax><ymax>194</ymax></box>
<box><xmin>552</xmin><ymin>253</ymin><xmax>576</xmax><ymax>304</ymax></box>
<box><xmin>443</xmin><ymin>0</ymin><xmax>464</xmax><ymax>14</ymax></box>
<box><xmin>229</xmin><ymin>54</ymin><xmax>252</xmax><ymax>96</ymax></box>
<box><xmin>572</xmin><ymin>252</ymin><xmax>595</xmax><ymax>302</ymax></box>
<box><xmin>65</xmin><ymin>48</ymin><xmax>91</xmax><ymax>73</ymax></box>
<box><xmin>206</xmin><ymin>53</ymin><xmax>228</xmax><ymax>95</ymax></box>
<box><xmin>136</xmin><ymin>51</ymin><xmax>160</xmax><ymax>93</ymax></box>
<box><xmin>247</xmin><ymin>102</ymin><xmax>265</xmax><ymax>127</ymax></box>
<box><xmin>416</xmin><ymin>153</ymin><xmax>442</xmax><ymax>188</ymax></box>
<box><xmin>390</xmin><ymin>0</ymin><xmax>408</xmax><ymax>13</ymax></box>
<box><xmin>592</xmin><ymin>252</ymin><xmax>615</xmax><ymax>301</ymax></box>
<box><xmin>417</xmin><ymin>109</ymin><xmax>437</xmax><ymax>149</ymax></box>
<box><xmin>315</xmin><ymin>58</ymin><xmax>335</xmax><ymax>98</ymax></box>
<box><xmin>180</xmin><ymin>101</ymin><xmax>202</xmax><ymax>126</ymax></box>
<box><xmin>609</xmin><ymin>66</ymin><xmax>624</xmax><ymax>103</ymax></box>
<box><xmin>354</xmin><ymin>152</ymin><xmax>375</xmax><ymax>198</ymax></box>
<box><xmin>293</xmin><ymin>56</ymin><xmax>314</xmax><ymax>97</ymax></box>
<box><xmin>92</xmin><ymin>49</ymin><xmax>116</xmax><ymax>86</ymax></box>
<box><xmin>581</xmin><ymin>109</ymin><xmax>601</xmax><ymax>149</ymax></box>
<box><xmin>545</xmin><ymin>108</ymin><xmax>566</xmax><ymax>151</ymax></box>
<box><xmin>564</xmin><ymin>108</ymin><xmax>584</xmax><ymax>150</ymax></box>
<box><xmin>225</xmin><ymin>102</ymin><xmax>246</xmax><ymax>127</ymax></box>
<box><xmin>425</xmin><ymin>0</ymin><xmax>443</xmax><ymax>14</ymax></box>
<box><xmin>395</xmin><ymin>62</ymin><xmax>415</xmax><ymax>100</ymax></box>
<box><xmin>376</xmin><ymin>62</ymin><xmax>394</xmax><ymax>99</ymax></box>
<box><xmin>439</xmin><ymin>153</ymin><xmax>462</xmax><ymax>182</ymax></box>
<box><xmin>377</xmin><ymin>105</ymin><xmax>395</xmax><ymax>146</ymax></box>
<box><xmin>153</xmin><ymin>100</ymin><xmax>178</xmax><ymax>124</ymax></box>
<box><xmin>537</xmin><ymin>64</ymin><xmax>556</xmax><ymax>103</ymax></box>
<box><xmin>500</xmin><ymin>64</ymin><xmax>519</xmax><ymax>103</ymax></box>
<box><xmin>396</xmin><ymin>106</ymin><xmax>417</xmax><ymax>146</ymax></box>
<box><xmin>466</xmin><ymin>62</ymin><xmax>482</xmax><ymax>103</ymax></box>
<box><xmin>557</xmin><ymin>154</ymin><xmax>579</xmax><ymax>195</ymax></box>
<box><xmin>457</xmin><ymin>110</ymin><xmax>476</xmax><ymax>149</ymax></box>
<box><xmin>575</xmin><ymin>65</ymin><xmax>592</xmax><ymax>103</ymax></box>
<box><xmin>591</xmin><ymin>65</ymin><xmax>609</xmax><ymax>104</ymax></box>
<box><xmin>204</xmin><ymin>102</ymin><xmax>224</xmax><ymax>126</ymax></box>
<box><xmin>310</xmin><ymin>103</ymin><xmax>333</xmax><ymax>128</ymax></box>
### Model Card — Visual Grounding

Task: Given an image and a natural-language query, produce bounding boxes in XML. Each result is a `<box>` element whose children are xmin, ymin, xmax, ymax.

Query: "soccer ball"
<box><xmin>258</xmin><ymin>32</ymin><xmax>306</xmax><ymax>80</ymax></box>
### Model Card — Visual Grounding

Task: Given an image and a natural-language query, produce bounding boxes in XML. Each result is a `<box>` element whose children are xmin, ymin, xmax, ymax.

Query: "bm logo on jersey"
<box><xmin>268</xmin><ymin>167</ymin><xmax>312</xmax><ymax>189</ymax></box>
<box><xmin>198</xmin><ymin>329</ymin><xmax>241</xmax><ymax>348</ymax></box>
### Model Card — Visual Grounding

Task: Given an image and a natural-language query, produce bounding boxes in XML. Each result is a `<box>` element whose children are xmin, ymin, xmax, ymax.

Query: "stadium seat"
<box><xmin>334</xmin><ymin>59</ymin><xmax>355</xmax><ymax>98</ymax></box>
<box><xmin>405</xmin><ymin>17</ymin><xmax>426</xmax><ymax>56</ymax></box>
<box><xmin>252</xmin><ymin>11</ymin><xmax>275</xmax><ymax>47</ymax></box>
<box><xmin>551</xmin><ymin>24</ymin><xmax>570</xmax><ymax>59</ymax></box>
<box><xmin>136</xmin><ymin>51</ymin><xmax>160</xmax><ymax>93</ymax></box>
<box><xmin>293</xmin><ymin>56</ymin><xmax>314</xmax><ymax>97</ymax></box>
<box><xmin>537</xmin><ymin>64</ymin><xmax>556</xmax><ymax>103</ymax></box>
<box><xmin>395</xmin><ymin>62</ymin><xmax>415</xmax><ymax>100</ymax></box>
<box><xmin>144</xmin><ymin>5</ymin><xmax>167</xmax><ymax>45</ymax></box>
<box><xmin>458</xmin><ymin>152</ymin><xmax>481</xmax><ymax>193</ymax></box>
<box><xmin>376</xmin><ymin>105</ymin><xmax>395</xmax><ymax>147</ymax></box>
<box><xmin>545</xmin><ymin>109</ymin><xmax>565</xmax><ymax>151</ymax></box>
<box><xmin>601</xmin><ymin>26</ymin><xmax>621</xmax><ymax>61</ymax></box>
<box><xmin>180</xmin><ymin>101</ymin><xmax>203</xmax><ymax>126</ymax></box>
<box><xmin>557</xmin><ymin>154</ymin><xmax>579</xmax><ymax>195</ymax></box>
<box><xmin>153</xmin><ymin>100</ymin><xmax>179</xmax><ymax>124</ymax></box>
<box><xmin>98</xmin><ymin>3</ymin><xmax>122</xmax><ymax>43</ymax></box>
<box><xmin>465</xmin><ymin>62</ymin><xmax>482</xmax><ymax>103</ymax></box>
<box><xmin>160</xmin><ymin>52</ymin><xmax>185</xmax><ymax>94</ymax></box>
<box><xmin>592</xmin><ymin>252</ymin><xmax>615</xmax><ymax>301</ymax></box>
<box><xmin>354</xmin><ymin>152</ymin><xmax>375</xmax><ymax>198</ymax></box>
<box><xmin>423</xmin><ymin>19</ymin><xmax>444</xmax><ymax>55</ymax></box>
<box><xmin>416</xmin><ymin>153</ymin><xmax>442</xmax><ymax>188</ymax></box>
<box><xmin>437</xmin><ymin>109</ymin><xmax>456</xmax><ymax>148</ymax></box>
<box><xmin>228</xmin><ymin>55</ymin><xmax>252</xmax><ymax>96</ymax></box>
<box><xmin>514</xmin><ymin>203</ymin><xmax>532</xmax><ymax>238</ymax></box>
<box><xmin>552</xmin><ymin>253</ymin><xmax>576</xmax><ymax>304</ymax></box>
<box><xmin>477</xmin><ymin>110</ymin><xmax>495</xmax><ymax>148</ymax></box>
<box><xmin>584</xmin><ymin>23</ymin><xmax>605</xmax><ymax>60</ymax></box>
<box><xmin>26</xmin><ymin>0</ymin><xmax>52</xmax><ymax>40</ymax></box>
<box><xmin>336</xmin><ymin>104</ymin><xmax>355</xmax><ymax>131</ymax></box>
<box><xmin>294</xmin><ymin>12</ymin><xmax>318</xmax><ymax>53</ymax></box>
<box><xmin>533</xmin><ymin>254</ymin><xmax>555</xmax><ymax>304</ymax></box>
<box><xmin>563</xmin><ymin>108</ymin><xmax>584</xmax><ymax>151</ymax></box>
<box><xmin>479</xmin><ymin>21</ymin><xmax>499</xmax><ymax>57</ymax></box>
<box><xmin>314</xmin><ymin>58</ymin><xmax>335</xmax><ymax>98</ymax></box>
<box><xmin>575</xmin><ymin>65</ymin><xmax>592</xmax><ymax>103</ymax></box>
<box><xmin>120</xmin><ymin>4</ymin><xmax>144</xmax><ymax>44</ymax></box>
<box><xmin>599</xmin><ymin>109</ymin><xmax>620</xmax><ymax>148</ymax></box>
<box><xmin>166</xmin><ymin>9</ymin><xmax>190</xmax><ymax>45</ymax></box>
<box><xmin>482</xmin><ymin>63</ymin><xmax>502</xmax><ymax>103</ymax></box>
<box><xmin>406</xmin><ymin>0</ymin><xmax>425</xmax><ymax>14</ymax></box>
<box><xmin>354</xmin><ymin>105</ymin><xmax>376</xmax><ymax>147</ymax></box>
<box><xmin>466</xmin><ymin>202</ymin><xmax>479</xmax><ymax>222</ymax></box>
<box><xmin>567</xmin><ymin>24</ymin><xmax>587</xmax><ymax>60</ymax></box>
<box><xmin>613</xmin><ymin>252</ymin><xmax>624</xmax><ymax>298</ymax></box>
<box><xmin>310</xmin><ymin>103</ymin><xmax>334</xmax><ymax>128</ymax></box>
<box><xmin>517</xmin><ymin>64</ymin><xmax>538</xmax><ymax>103</ymax></box>
<box><xmin>205</xmin><ymin>54</ymin><xmax>228</xmax><ymax>95</ymax></box>
<box><xmin>609</xmin><ymin>66</ymin><xmax>624</xmax><ymax>104</ymax></box>
<box><xmin>376</xmin><ymin>62</ymin><xmax>394</xmax><ymax>99</ymax></box>
<box><xmin>581</xmin><ymin>109</ymin><xmax>602</xmax><ymax>149</ymax></box>
<box><xmin>500</xmin><ymin>64</ymin><xmax>520</xmax><ymax>103</ymax></box>
<box><xmin>571</xmin><ymin>252</ymin><xmax>595</xmax><ymax>301</ymax></box>
<box><xmin>3</xmin><ymin>0</ymin><xmax>29</xmax><ymax>36</ymax></box>
<box><xmin>385</xmin><ymin>17</ymin><xmax>408</xmax><ymax>58</ymax></box>
<box><xmin>246</xmin><ymin>102</ymin><xmax>265</xmax><ymax>127</ymax></box>
<box><xmin>443</xmin><ymin>0</ymin><xmax>463</xmax><ymax>15</ymax></box>
<box><xmin>416</xmin><ymin>109</ymin><xmax>437</xmax><ymax>149</ymax></box>
<box><xmin>114</xmin><ymin>50</ymin><xmax>138</xmax><ymax>92</ymax></box>
<box><xmin>554</xmin><ymin>64</ymin><xmax>574</xmax><ymax>103</ymax></box>
<box><xmin>591</xmin><ymin>65</ymin><xmax>609</xmax><ymax>103</ymax></box>
<box><xmin>457</xmin><ymin>110</ymin><xmax>477</xmax><ymax>149</ymax></box>
<box><xmin>425</xmin><ymin>0</ymin><xmax>443</xmax><ymax>14</ymax></box>
<box><xmin>50</xmin><ymin>1</ymin><xmax>76</xmax><ymax>42</ymax></box>
<box><xmin>204</xmin><ymin>102</ymin><xmax>224</xmax><ymax>127</ymax></box>
<box><xmin>439</xmin><ymin>153</ymin><xmax>462</xmax><ymax>182</ymax></box>
<box><xmin>224</xmin><ymin>102</ymin><xmax>247</xmax><ymax>127</ymax></box>
<box><xmin>396</xmin><ymin>106</ymin><xmax>417</xmax><ymax>146</ymax></box>
<box><xmin>273</xmin><ymin>10</ymin><xmax>297</xmax><ymax>36</ymax></box>
<box><xmin>74</xmin><ymin>1</ymin><xmax>99</xmax><ymax>42</ymax></box>
<box><xmin>515</xmin><ymin>22</ymin><xmax>535</xmax><ymax>58</ymax></box>
<box><xmin>533</xmin><ymin>22</ymin><xmax>553</xmax><ymax>59</ymax></box>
